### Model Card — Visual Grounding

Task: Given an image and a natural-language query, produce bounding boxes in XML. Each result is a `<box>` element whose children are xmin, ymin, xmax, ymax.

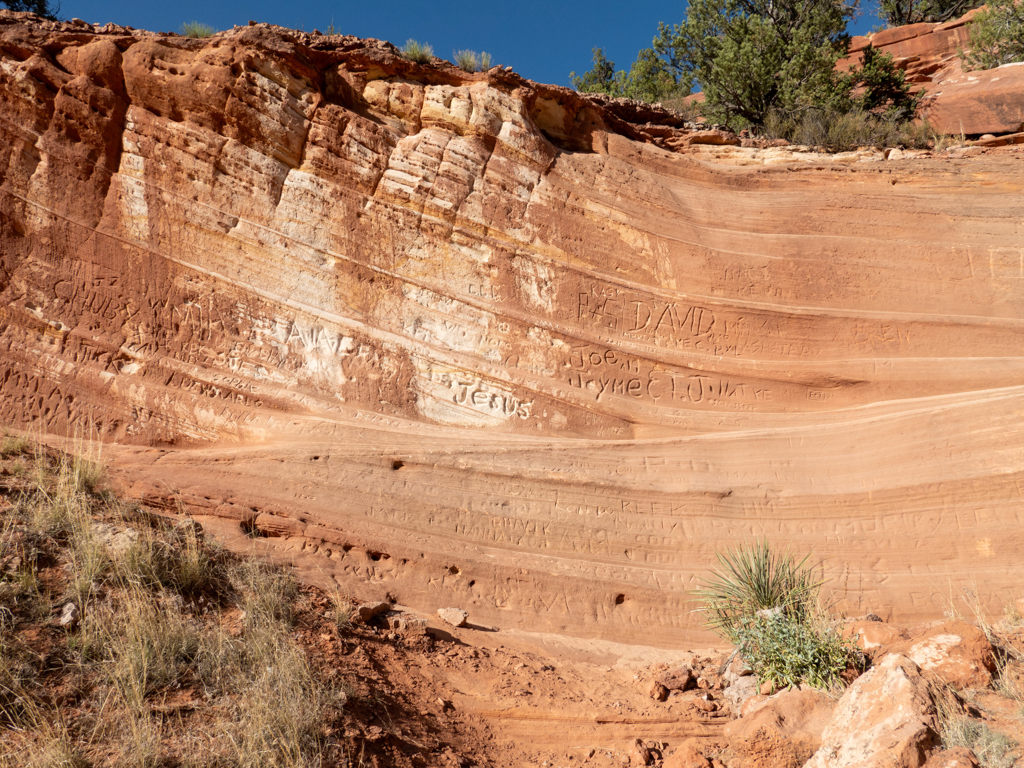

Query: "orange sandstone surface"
<box><xmin>2</xmin><ymin>12</ymin><xmax>1023</xmax><ymax>649</ymax></box>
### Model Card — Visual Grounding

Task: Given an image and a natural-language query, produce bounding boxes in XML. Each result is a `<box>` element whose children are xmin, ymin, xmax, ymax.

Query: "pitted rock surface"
<box><xmin>805</xmin><ymin>654</ymin><xmax>938</xmax><ymax>768</ymax></box>
<box><xmin>2</xmin><ymin>13</ymin><xmax>1024</xmax><ymax>646</ymax></box>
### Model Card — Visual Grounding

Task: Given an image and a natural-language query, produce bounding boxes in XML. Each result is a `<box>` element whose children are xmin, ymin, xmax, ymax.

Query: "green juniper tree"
<box><xmin>570</xmin><ymin>47</ymin><xmax>691</xmax><ymax>103</ymax></box>
<box><xmin>651</xmin><ymin>0</ymin><xmax>856</xmax><ymax>126</ymax></box>
<box><xmin>842</xmin><ymin>44</ymin><xmax>922</xmax><ymax>120</ymax></box>
<box><xmin>959</xmin><ymin>0</ymin><xmax>1024</xmax><ymax>71</ymax></box>
<box><xmin>878</xmin><ymin>0</ymin><xmax>982</xmax><ymax>27</ymax></box>
<box><xmin>571</xmin><ymin>0</ymin><xmax>923</xmax><ymax>138</ymax></box>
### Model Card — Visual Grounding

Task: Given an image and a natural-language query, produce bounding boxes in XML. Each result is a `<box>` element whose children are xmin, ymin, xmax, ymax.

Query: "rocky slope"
<box><xmin>1</xmin><ymin>11</ymin><xmax>1023</xmax><ymax>647</ymax></box>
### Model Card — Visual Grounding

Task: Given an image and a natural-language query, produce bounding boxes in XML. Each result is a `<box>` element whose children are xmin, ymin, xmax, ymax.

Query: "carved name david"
<box><xmin>576</xmin><ymin>286</ymin><xmax>716</xmax><ymax>345</ymax></box>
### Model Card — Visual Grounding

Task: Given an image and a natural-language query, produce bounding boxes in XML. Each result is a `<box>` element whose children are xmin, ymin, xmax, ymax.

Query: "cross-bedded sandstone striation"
<box><xmin>2</xmin><ymin>12</ymin><xmax>1023</xmax><ymax>646</ymax></box>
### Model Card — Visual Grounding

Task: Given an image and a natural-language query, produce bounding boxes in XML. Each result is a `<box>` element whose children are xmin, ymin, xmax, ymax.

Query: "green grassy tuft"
<box><xmin>401</xmin><ymin>39</ymin><xmax>434</xmax><ymax>64</ymax></box>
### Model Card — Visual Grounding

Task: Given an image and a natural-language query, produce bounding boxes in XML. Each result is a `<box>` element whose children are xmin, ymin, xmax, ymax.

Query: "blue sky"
<box><xmin>65</xmin><ymin>1</ymin><xmax>882</xmax><ymax>88</ymax></box>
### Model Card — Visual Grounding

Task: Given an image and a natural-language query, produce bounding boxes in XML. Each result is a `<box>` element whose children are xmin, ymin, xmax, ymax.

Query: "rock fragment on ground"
<box><xmin>723</xmin><ymin>675</ymin><xmax>760</xmax><ymax>716</ymax></box>
<box><xmin>356</xmin><ymin>601</ymin><xmax>391</xmax><ymax>623</ymax></box>
<box><xmin>437</xmin><ymin>607</ymin><xmax>468</xmax><ymax>627</ymax></box>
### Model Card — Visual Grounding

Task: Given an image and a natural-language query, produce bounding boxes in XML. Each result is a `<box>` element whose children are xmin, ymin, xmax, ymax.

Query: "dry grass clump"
<box><xmin>401</xmin><ymin>39</ymin><xmax>434</xmax><ymax>64</ymax></box>
<box><xmin>760</xmin><ymin>108</ymin><xmax>935</xmax><ymax>151</ymax></box>
<box><xmin>180</xmin><ymin>21</ymin><xmax>216</xmax><ymax>38</ymax></box>
<box><xmin>453</xmin><ymin>49</ymin><xmax>492</xmax><ymax>72</ymax></box>
<box><xmin>0</xmin><ymin>433</ymin><xmax>349</xmax><ymax>768</ymax></box>
<box><xmin>0</xmin><ymin>433</ymin><xmax>30</xmax><ymax>459</ymax></box>
<box><xmin>330</xmin><ymin>588</ymin><xmax>357</xmax><ymax>632</ymax></box>
<box><xmin>940</xmin><ymin>714</ymin><xmax>1017</xmax><ymax>768</ymax></box>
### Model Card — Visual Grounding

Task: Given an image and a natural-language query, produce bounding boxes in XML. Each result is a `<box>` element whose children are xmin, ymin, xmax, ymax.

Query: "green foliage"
<box><xmin>733</xmin><ymin>612</ymin><xmax>859</xmax><ymax>689</ymax></box>
<box><xmin>844</xmin><ymin>45</ymin><xmax>922</xmax><ymax>121</ymax></box>
<box><xmin>0</xmin><ymin>0</ymin><xmax>59</xmax><ymax>21</ymax></box>
<box><xmin>652</xmin><ymin>0</ymin><xmax>855</xmax><ymax>126</ymax></box>
<box><xmin>570</xmin><ymin>47</ymin><xmax>690</xmax><ymax>103</ymax></box>
<box><xmin>878</xmin><ymin>0</ymin><xmax>982</xmax><ymax>27</ymax></box>
<box><xmin>695</xmin><ymin>539</ymin><xmax>823</xmax><ymax>639</ymax></box>
<box><xmin>960</xmin><ymin>1</ymin><xmax>1024</xmax><ymax>71</ymax></box>
<box><xmin>453</xmin><ymin>49</ymin><xmax>493</xmax><ymax>72</ymax></box>
<box><xmin>401</xmin><ymin>39</ymin><xmax>434</xmax><ymax>64</ymax></box>
<box><xmin>696</xmin><ymin>540</ymin><xmax>859</xmax><ymax>690</ymax></box>
<box><xmin>179</xmin><ymin>21</ymin><xmax>216</xmax><ymax>38</ymax></box>
<box><xmin>574</xmin><ymin>0</ymin><xmax>921</xmax><ymax>129</ymax></box>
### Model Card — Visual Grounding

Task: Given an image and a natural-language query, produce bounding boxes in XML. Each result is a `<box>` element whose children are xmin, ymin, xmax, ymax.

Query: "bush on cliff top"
<box><xmin>571</xmin><ymin>47</ymin><xmax>691</xmax><ymax>105</ymax></box>
<box><xmin>0</xmin><ymin>0</ymin><xmax>58</xmax><ymax>21</ymax></box>
<box><xmin>180</xmin><ymin>21</ymin><xmax>216</xmax><ymax>38</ymax></box>
<box><xmin>571</xmin><ymin>0</ymin><xmax>922</xmax><ymax>133</ymax></box>
<box><xmin>878</xmin><ymin>0</ymin><xmax>983</xmax><ymax>27</ymax></box>
<box><xmin>960</xmin><ymin>0</ymin><xmax>1024</xmax><ymax>71</ymax></box>
<box><xmin>453</xmin><ymin>49</ymin><xmax>492</xmax><ymax>72</ymax></box>
<box><xmin>401</xmin><ymin>39</ymin><xmax>434</xmax><ymax>64</ymax></box>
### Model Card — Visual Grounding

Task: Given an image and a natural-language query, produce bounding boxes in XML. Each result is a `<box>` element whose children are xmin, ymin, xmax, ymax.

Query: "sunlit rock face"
<box><xmin>841</xmin><ymin>10</ymin><xmax>1024</xmax><ymax>135</ymax></box>
<box><xmin>2</xmin><ymin>12</ymin><xmax>1023</xmax><ymax>646</ymax></box>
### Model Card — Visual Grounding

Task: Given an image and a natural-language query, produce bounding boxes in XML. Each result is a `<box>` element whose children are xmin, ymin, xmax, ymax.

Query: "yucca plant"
<box><xmin>694</xmin><ymin>539</ymin><xmax>824</xmax><ymax>641</ymax></box>
<box><xmin>696</xmin><ymin>540</ymin><xmax>860</xmax><ymax>690</ymax></box>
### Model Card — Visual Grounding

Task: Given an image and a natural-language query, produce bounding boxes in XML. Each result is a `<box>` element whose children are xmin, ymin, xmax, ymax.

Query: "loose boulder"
<box><xmin>356</xmin><ymin>601</ymin><xmax>391</xmax><ymax>623</ymax></box>
<box><xmin>437</xmin><ymin>607</ymin><xmax>469</xmax><ymax>627</ymax></box>
<box><xmin>923</xmin><ymin>748</ymin><xmax>980</xmax><ymax>768</ymax></box>
<box><xmin>663</xmin><ymin>738</ymin><xmax>718</xmax><ymax>768</ymax></box>
<box><xmin>887</xmin><ymin>621</ymin><xmax>996</xmax><ymax>689</ymax></box>
<box><xmin>844</xmin><ymin>619</ymin><xmax>909</xmax><ymax>654</ymax></box>
<box><xmin>725</xmin><ymin>686</ymin><xmax>837</xmax><ymax>768</ymax></box>
<box><xmin>804</xmin><ymin>654</ymin><xmax>938</xmax><ymax>768</ymax></box>
<box><xmin>656</xmin><ymin>666</ymin><xmax>696</xmax><ymax>692</ymax></box>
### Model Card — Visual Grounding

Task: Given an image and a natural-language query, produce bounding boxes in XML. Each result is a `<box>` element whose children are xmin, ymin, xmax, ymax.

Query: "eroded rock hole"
<box><xmin>368</xmin><ymin>551</ymin><xmax>390</xmax><ymax>562</ymax></box>
<box><xmin>448</xmin><ymin>565</ymin><xmax>460</xmax><ymax>575</ymax></box>
<box><xmin>391</xmin><ymin>460</ymin><xmax>404</xmax><ymax>470</ymax></box>
<box><xmin>614</xmin><ymin>594</ymin><xmax>626</xmax><ymax>606</ymax></box>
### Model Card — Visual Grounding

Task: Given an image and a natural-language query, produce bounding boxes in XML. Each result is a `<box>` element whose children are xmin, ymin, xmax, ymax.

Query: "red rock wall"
<box><xmin>840</xmin><ymin>9</ymin><xmax>1024</xmax><ymax>134</ymax></box>
<box><xmin>2</xmin><ymin>13</ymin><xmax>1024</xmax><ymax>646</ymax></box>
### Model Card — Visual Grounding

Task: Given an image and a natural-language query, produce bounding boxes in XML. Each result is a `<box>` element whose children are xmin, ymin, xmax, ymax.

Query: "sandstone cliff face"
<box><xmin>2</xmin><ymin>13</ymin><xmax>1023</xmax><ymax>646</ymax></box>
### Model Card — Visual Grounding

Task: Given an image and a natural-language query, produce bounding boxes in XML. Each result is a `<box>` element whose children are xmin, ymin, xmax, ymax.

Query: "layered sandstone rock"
<box><xmin>2</xmin><ymin>13</ymin><xmax>1024</xmax><ymax>646</ymax></box>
